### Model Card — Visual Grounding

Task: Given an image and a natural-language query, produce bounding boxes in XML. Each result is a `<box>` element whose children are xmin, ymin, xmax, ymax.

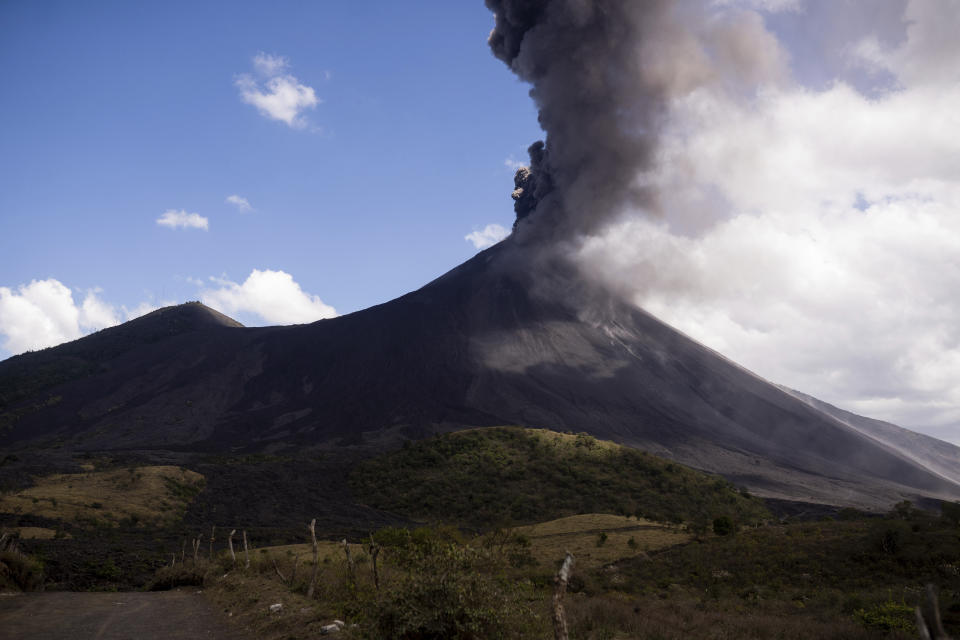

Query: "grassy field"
<box><xmin>586</xmin><ymin>504</ymin><xmax>960</xmax><ymax>638</ymax></box>
<box><xmin>154</xmin><ymin>503</ymin><xmax>960</xmax><ymax>639</ymax></box>
<box><xmin>250</xmin><ymin>539</ymin><xmax>367</xmax><ymax>567</ymax></box>
<box><xmin>514</xmin><ymin>513</ymin><xmax>689</xmax><ymax>570</ymax></box>
<box><xmin>253</xmin><ymin>513</ymin><xmax>690</xmax><ymax>574</ymax></box>
<box><xmin>351</xmin><ymin>427</ymin><xmax>770</xmax><ymax>530</ymax></box>
<box><xmin>0</xmin><ymin>465</ymin><xmax>204</xmax><ymax>527</ymax></box>
<box><xmin>3</xmin><ymin>526</ymin><xmax>66</xmax><ymax>540</ymax></box>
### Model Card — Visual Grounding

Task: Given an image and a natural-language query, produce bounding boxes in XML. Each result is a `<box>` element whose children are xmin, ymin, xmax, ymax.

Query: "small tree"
<box><xmin>940</xmin><ymin>501</ymin><xmax>960</xmax><ymax>526</ymax></box>
<box><xmin>712</xmin><ymin>516</ymin><xmax>734</xmax><ymax>536</ymax></box>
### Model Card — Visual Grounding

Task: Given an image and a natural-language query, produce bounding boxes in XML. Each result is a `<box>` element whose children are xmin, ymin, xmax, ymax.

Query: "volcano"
<box><xmin>1</xmin><ymin>238</ymin><xmax>959</xmax><ymax>510</ymax></box>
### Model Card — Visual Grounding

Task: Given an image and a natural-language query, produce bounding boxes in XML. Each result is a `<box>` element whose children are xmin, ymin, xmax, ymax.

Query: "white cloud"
<box><xmin>252</xmin><ymin>52</ymin><xmax>288</xmax><ymax>77</ymax></box>
<box><xmin>236</xmin><ymin>53</ymin><xmax>319</xmax><ymax>129</ymax></box>
<box><xmin>123</xmin><ymin>302</ymin><xmax>160</xmax><ymax>321</ymax></box>
<box><xmin>156</xmin><ymin>209</ymin><xmax>209</xmax><ymax>231</ymax></box>
<box><xmin>80</xmin><ymin>288</ymin><xmax>121</xmax><ymax>329</ymax></box>
<box><xmin>0</xmin><ymin>280</ymin><xmax>82</xmax><ymax>354</ymax></box>
<box><xmin>226</xmin><ymin>194</ymin><xmax>252</xmax><ymax>212</ymax></box>
<box><xmin>465</xmin><ymin>224</ymin><xmax>510</xmax><ymax>250</ymax></box>
<box><xmin>199</xmin><ymin>269</ymin><xmax>336</xmax><ymax>325</ymax></box>
<box><xmin>850</xmin><ymin>0</ymin><xmax>960</xmax><ymax>88</ymax></box>
<box><xmin>0</xmin><ymin>281</ymin><xmax>147</xmax><ymax>355</ymax></box>
<box><xmin>575</xmin><ymin>0</ymin><xmax>960</xmax><ymax>443</ymax></box>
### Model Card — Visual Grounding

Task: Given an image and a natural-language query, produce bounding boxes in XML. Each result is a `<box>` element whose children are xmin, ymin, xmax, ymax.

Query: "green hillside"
<box><xmin>350</xmin><ymin>427</ymin><xmax>770</xmax><ymax>529</ymax></box>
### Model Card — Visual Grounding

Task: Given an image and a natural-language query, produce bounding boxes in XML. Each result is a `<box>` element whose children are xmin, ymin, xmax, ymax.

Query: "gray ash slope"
<box><xmin>2</xmin><ymin>239</ymin><xmax>959</xmax><ymax>509</ymax></box>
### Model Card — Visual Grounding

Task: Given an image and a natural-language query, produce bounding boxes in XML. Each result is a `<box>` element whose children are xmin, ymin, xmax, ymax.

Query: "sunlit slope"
<box><xmin>350</xmin><ymin>427</ymin><xmax>770</xmax><ymax>529</ymax></box>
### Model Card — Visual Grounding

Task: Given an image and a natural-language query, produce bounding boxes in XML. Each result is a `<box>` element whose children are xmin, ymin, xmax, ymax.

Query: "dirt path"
<box><xmin>0</xmin><ymin>590</ymin><xmax>250</xmax><ymax>640</ymax></box>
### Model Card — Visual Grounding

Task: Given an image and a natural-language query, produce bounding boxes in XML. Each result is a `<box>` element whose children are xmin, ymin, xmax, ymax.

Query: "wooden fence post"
<box><xmin>341</xmin><ymin>539</ymin><xmax>354</xmax><ymax>586</ymax></box>
<box><xmin>208</xmin><ymin>526</ymin><xmax>216</xmax><ymax>561</ymax></box>
<box><xmin>243</xmin><ymin>530</ymin><xmax>250</xmax><ymax>569</ymax></box>
<box><xmin>307</xmin><ymin>519</ymin><xmax>320</xmax><ymax>599</ymax></box>
<box><xmin>272</xmin><ymin>555</ymin><xmax>287</xmax><ymax>583</ymax></box>
<box><xmin>228</xmin><ymin>529</ymin><xmax>236</xmax><ymax>565</ymax></box>
<box><xmin>552</xmin><ymin>552</ymin><xmax>575</xmax><ymax>640</ymax></box>
<box><xmin>368</xmin><ymin>534</ymin><xmax>381</xmax><ymax>592</ymax></box>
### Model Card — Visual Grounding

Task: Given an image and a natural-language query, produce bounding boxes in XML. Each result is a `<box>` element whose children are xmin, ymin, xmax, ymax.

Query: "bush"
<box><xmin>853</xmin><ymin>599</ymin><xmax>915</xmax><ymax>631</ymax></box>
<box><xmin>373</xmin><ymin>540</ymin><xmax>539</xmax><ymax>639</ymax></box>
<box><xmin>148</xmin><ymin>564</ymin><xmax>206</xmax><ymax>591</ymax></box>
<box><xmin>941</xmin><ymin>501</ymin><xmax>960</xmax><ymax>526</ymax></box>
<box><xmin>870</xmin><ymin>522</ymin><xmax>908</xmax><ymax>555</ymax></box>
<box><xmin>0</xmin><ymin>550</ymin><xmax>44</xmax><ymax>591</ymax></box>
<box><xmin>712</xmin><ymin>516</ymin><xmax>734</xmax><ymax>536</ymax></box>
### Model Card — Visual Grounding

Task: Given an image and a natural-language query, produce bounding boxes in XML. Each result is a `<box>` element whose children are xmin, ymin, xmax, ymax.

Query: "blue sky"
<box><xmin>3</xmin><ymin>0</ymin><xmax>960</xmax><ymax>444</ymax></box>
<box><xmin>1</xmin><ymin>0</ymin><xmax>537</xmax><ymax>335</ymax></box>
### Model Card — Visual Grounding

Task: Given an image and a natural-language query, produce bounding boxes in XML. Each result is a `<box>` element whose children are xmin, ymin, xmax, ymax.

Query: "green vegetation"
<box><xmin>172</xmin><ymin>504</ymin><xmax>960</xmax><ymax>639</ymax></box>
<box><xmin>351</xmin><ymin>427</ymin><xmax>770</xmax><ymax>529</ymax></box>
<box><xmin>0</xmin><ymin>550</ymin><xmax>44</xmax><ymax>592</ymax></box>
<box><xmin>594</xmin><ymin>503</ymin><xmax>960</xmax><ymax>637</ymax></box>
<box><xmin>170</xmin><ymin>525</ymin><xmax>547</xmax><ymax>639</ymax></box>
<box><xmin>712</xmin><ymin>515</ymin><xmax>734</xmax><ymax>536</ymax></box>
<box><xmin>853</xmin><ymin>599</ymin><xmax>917</xmax><ymax>632</ymax></box>
<box><xmin>0</xmin><ymin>465</ymin><xmax>205</xmax><ymax>527</ymax></box>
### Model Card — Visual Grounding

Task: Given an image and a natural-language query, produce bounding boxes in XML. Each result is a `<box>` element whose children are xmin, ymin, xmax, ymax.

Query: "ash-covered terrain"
<box><xmin>2</xmin><ymin>237</ymin><xmax>958</xmax><ymax>511</ymax></box>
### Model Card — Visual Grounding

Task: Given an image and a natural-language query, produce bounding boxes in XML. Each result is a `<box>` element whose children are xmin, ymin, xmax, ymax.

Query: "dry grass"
<box><xmin>523</xmin><ymin>428</ymin><xmax>624</xmax><ymax>453</ymax></box>
<box><xmin>205</xmin><ymin>571</ymin><xmax>358</xmax><ymax>640</ymax></box>
<box><xmin>256</xmin><ymin>514</ymin><xmax>688</xmax><ymax>574</ymax></box>
<box><xmin>257</xmin><ymin>540</ymin><xmax>365</xmax><ymax>565</ymax></box>
<box><xmin>0</xmin><ymin>465</ymin><xmax>204</xmax><ymax>527</ymax></box>
<box><xmin>4</xmin><ymin>527</ymin><xmax>68</xmax><ymax>540</ymax></box>
<box><xmin>565</xmin><ymin>592</ymin><xmax>913</xmax><ymax>640</ymax></box>
<box><xmin>452</xmin><ymin>426</ymin><xmax>625</xmax><ymax>453</ymax></box>
<box><xmin>515</xmin><ymin>513</ymin><xmax>690</xmax><ymax>570</ymax></box>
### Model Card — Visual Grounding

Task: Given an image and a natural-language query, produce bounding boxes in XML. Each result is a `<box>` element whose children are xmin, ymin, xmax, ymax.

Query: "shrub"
<box><xmin>148</xmin><ymin>564</ymin><xmax>206</xmax><ymax>591</ymax></box>
<box><xmin>871</xmin><ymin>522</ymin><xmax>908</xmax><ymax>555</ymax></box>
<box><xmin>853</xmin><ymin>599</ymin><xmax>915</xmax><ymax>632</ymax></box>
<box><xmin>374</xmin><ymin>547</ymin><xmax>535</xmax><ymax>639</ymax></box>
<box><xmin>941</xmin><ymin>501</ymin><xmax>960</xmax><ymax>527</ymax></box>
<box><xmin>0</xmin><ymin>550</ymin><xmax>44</xmax><ymax>591</ymax></box>
<box><xmin>712</xmin><ymin>516</ymin><xmax>734</xmax><ymax>536</ymax></box>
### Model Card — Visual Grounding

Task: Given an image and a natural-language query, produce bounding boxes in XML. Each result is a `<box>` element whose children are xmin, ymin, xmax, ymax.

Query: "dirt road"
<box><xmin>0</xmin><ymin>590</ymin><xmax>249</xmax><ymax>640</ymax></box>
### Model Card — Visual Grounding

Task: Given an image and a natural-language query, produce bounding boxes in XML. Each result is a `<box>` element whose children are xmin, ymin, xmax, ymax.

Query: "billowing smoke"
<box><xmin>486</xmin><ymin>0</ymin><xmax>788</xmax><ymax>242</ymax></box>
<box><xmin>487</xmin><ymin>0</ymin><xmax>960</xmax><ymax>442</ymax></box>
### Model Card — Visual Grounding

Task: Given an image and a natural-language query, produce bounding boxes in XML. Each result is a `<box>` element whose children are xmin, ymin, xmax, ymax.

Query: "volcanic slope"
<box><xmin>1</xmin><ymin>239</ymin><xmax>959</xmax><ymax>509</ymax></box>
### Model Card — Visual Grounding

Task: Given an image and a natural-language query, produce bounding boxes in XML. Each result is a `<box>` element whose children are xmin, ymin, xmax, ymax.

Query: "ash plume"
<box><xmin>486</xmin><ymin>0</ymin><xmax>788</xmax><ymax>243</ymax></box>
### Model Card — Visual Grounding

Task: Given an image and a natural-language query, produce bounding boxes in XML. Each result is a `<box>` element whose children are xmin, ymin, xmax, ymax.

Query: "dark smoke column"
<box><xmin>486</xmin><ymin>0</ymin><xmax>672</xmax><ymax>240</ymax></box>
